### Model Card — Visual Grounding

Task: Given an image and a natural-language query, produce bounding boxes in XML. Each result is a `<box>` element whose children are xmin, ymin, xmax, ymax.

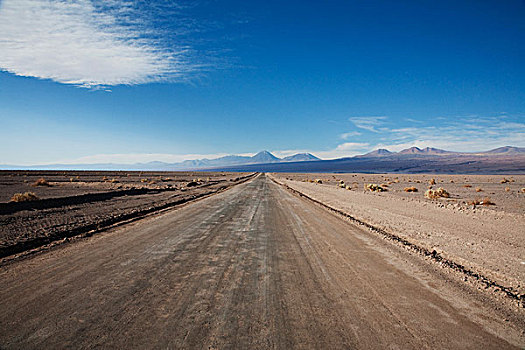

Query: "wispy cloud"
<box><xmin>370</xmin><ymin>115</ymin><xmax>525</xmax><ymax>152</ymax></box>
<box><xmin>311</xmin><ymin>142</ymin><xmax>370</xmax><ymax>159</ymax></box>
<box><xmin>349</xmin><ymin>116</ymin><xmax>387</xmax><ymax>133</ymax></box>
<box><xmin>0</xmin><ymin>0</ymin><xmax>199</xmax><ymax>87</ymax></box>
<box><xmin>339</xmin><ymin>131</ymin><xmax>361</xmax><ymax>139</ymax></box>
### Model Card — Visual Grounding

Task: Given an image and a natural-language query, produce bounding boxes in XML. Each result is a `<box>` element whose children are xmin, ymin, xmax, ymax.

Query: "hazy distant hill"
<box><xmin>0</xmin><ymin>151</ymin><xmax>320</xmax><ymax>171</ymax></box>
<box><xmin>359</xmin><ymin>149</ymin><xmax>393</xmax><ymax>157</ymax></box>
<box><xmin>482</xmin><ymin>146</ymin><xmax>525</xmax><ymax>155</ymax></box>
<box><xmin>1</xmin><ymin>147</ymin><xmax>523</xmax><ymax>173</ymax></box>
<box><xmin>397</xmin><ymin>147</ymin><xmax>454</xmax><ymax>155</ymax></box>
<box><xmin>282</xmin><ymin>153</ymin><xmax>320</xmax><ymax>162</ymax></box>
<box><xmin>209</xmin><ymin>146</ymin><xmax>525</xmax><ymax>174</ymax></box>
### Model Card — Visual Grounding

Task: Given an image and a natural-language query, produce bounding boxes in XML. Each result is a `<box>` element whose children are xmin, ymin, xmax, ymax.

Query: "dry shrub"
<box><xmin>404</xmin><ymin>187</ymin><xmax>418</xmax><ymax>192</ymax></box>
<box><xmin>424</xmin><ymin>187</ymin><xmax>450</xmax><ymax>199</ymax></box>
<box><xmin>102</xmin><ymin>176</ymin><xmax>108</xmax><ymax>181</ymax></box>
<box><xmin>315</xmin><ymin>179</ymin><xmax>323</xmax><ymax>184</ymax></box>
<box><xmin>450</xmin><ymin>180</ymin><xmax>454</xmax><ymax>183</ymax></box>
<box><xmin>10</xmin><ymin>192</ymin><xmax>39</xmax><ymax>202</ymax></box>
<box><xmin>32</xmin><ymin>178</ymin><xmax>50</xmax><ymax>187</ymax></box>
<box><xmin>505</xmin><ymin>187</ymin><xmax>511</xmax><ymax>192</ymax></box>
<box><xmin>140</xmin><ymin>178</ymin><xmax>148</xmax><ymax>183</ymax></box>
<box><xmin>468</xmin><ymin>197</ymin><xmax>495</xmax><ymax>206</ymax></box>
<box><xmin>69</xmin><ymin>177</ymin><xmax>75</xmax><ymax>182</ymax></box>
<box><xmin>521</xmin><ymin>188</ymin><xmax>525</xmax><ymax>193</ymax></box>
<box><xmin>365</xmin><ymin>183</ymin><xmax>387</xmax><ymax>192</ymax></box>
<box><xmin>110</xmin><ymin>178</ymin><xmax>119</xmax><ymax>183</ymax></box>
<box><xmin>463</xmin><ymin>184</ymin><xmax>472</xmax><ymax>188</ymax></box>
<box><xmin>186</xmin><ymin>181</ymin><xmax>198</xmax><ymax>187</ymax></box>
<box><xmin>429</xmin><ymin>178</ymin><xmax>436</xmax><ymax>185</ymax></box>
<box><xmin>149</xmin><ymin>180</ymin><xmax>157</xmax><ymax>184</ymax></box>
<box><xmin>345</xmin><ymin>185</ymin><xmax>352</xmax><ymax>190</ymax></box>
<box><xmin>380</xmin><ymin>183</ymin><xmax>389</xmax><ymax>188</ymax></box>
<box><xmin>500</xmin><ymin>178</ymin><xmax>510</xmax><ymax>184</ymax></box>
<box><xmin>475</xmin><ymin>187</ymin><xmax>482</xmax><ymax>192</ymax></box>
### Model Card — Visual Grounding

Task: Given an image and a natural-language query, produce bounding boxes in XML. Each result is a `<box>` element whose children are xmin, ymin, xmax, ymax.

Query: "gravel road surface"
<box><xmin>0</xmin><ymin>175</ymin><xmax>520</xmax><ymax>349</ymax></box>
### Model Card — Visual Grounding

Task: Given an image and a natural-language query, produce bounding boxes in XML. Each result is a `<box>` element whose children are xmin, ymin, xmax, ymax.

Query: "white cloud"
<box><xmin>339</xmin><ymin>131</ymin><xmax>361</xmax><ymax>139</ymax></box>
<box><xmin>369</xmin><ymin>116</ymin><xmax>525</xmax><ymax>153</ymax></box>
<box><xmin>0</xmin><ymin>0</ymin><xmax>196</xmax><ymax>87</ymax></box>
<box><xmin>311</xmin><ymin>142</ymin><xmax>370</xmax><ymax>159</ymax></box>
<box><xmin>349</xmin><ymin>116</ymin><xmax>388</xmax><ymax>133</ymax></box>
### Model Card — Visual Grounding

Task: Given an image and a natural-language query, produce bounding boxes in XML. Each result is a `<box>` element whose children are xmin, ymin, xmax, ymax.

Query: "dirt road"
<box><xmin>0</xmin><ymin>175</ymin><xmax>521</xmax><ymax>349</ymax></box>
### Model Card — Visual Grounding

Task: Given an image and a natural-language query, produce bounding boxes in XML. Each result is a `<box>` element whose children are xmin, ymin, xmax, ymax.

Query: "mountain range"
<box><xmin>1</xmin><ymin>147</ymin><xmax>524</xmax><ymax>173</ymax></box>
<box><xmin>0</xmin><ymin>151</ymin><xmax>321</xmax><ymax>171</ymax></box>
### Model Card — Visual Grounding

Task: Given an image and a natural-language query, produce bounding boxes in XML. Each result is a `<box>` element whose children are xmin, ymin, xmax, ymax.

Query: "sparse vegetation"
<box><xmin>404</xmin><ymin>187</ymin><xmax>418</xmax><ymax>192</ymax></box>
<box><xmin>32</xmin><ymin>178</ymin><xmax>51</xmax><ymax>187</ymax></box>
<box><xmin>500</xmin><ymin>178</ymin><xmax>510</xmax><ymax>184</ymax></box>
<box><xmin>463</xmin><ymin>184</ymin><xmax>472</xmax><ymax>188</ymax></box>
<box><xmin>429</xmin><ymin>178</ymin><xmax>436</xmax><ymax>185</ymax></box>
<box><xmin>315</xmin><ymin>179</ymin><xmax>323</xmax><ymax>184</ymax></box>
<box><xmin>505</xmin><ymin>187</ymin><xmax>511</xmax><ymax>192</ymax></box>
<box><xmin>475</xmin><ymin>187</ymin><xmax>483</xmax><ymax>192</ymax></box>
<box><xmin>10</xmin><ymin>192</ymin><xmax>39</xmax><ymax>202</ymax></box>
<box><xmin>365</xmin><ymin>183</ymin><xmax>387</xmax><ymax>192</ymax></box>
<box><xmin>424</xmin><ymin>187</ymin><xmax>450</xmax><ymax>199</ymax></box>
<box><xmin>468</xmin><ymin>197</ymin><xmax>495</xmax><ymax>206</ymax></box>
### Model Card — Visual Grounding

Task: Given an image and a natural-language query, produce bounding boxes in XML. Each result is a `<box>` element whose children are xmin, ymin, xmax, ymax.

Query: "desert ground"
<box><xmin>0</xmin><ymin>171</ymin><xmax>255</xmax><ymax>258</ymax></box>
<box><xmin>0</xmin><ymin>172</ymin><xmax>523</xmax><ymax>348</ymax></box>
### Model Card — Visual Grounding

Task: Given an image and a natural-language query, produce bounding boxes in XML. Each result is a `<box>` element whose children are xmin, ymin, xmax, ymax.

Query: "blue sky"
<box><xmin>0</xmin><ymin>0</ymin><xmax>524</xmax><ymax>165</ymax></box>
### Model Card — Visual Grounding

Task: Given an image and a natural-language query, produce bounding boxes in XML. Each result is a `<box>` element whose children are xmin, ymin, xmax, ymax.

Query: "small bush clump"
<box><xmin>32</xmin><ymin>178</ymin><xmax>51</xmax><ymax>187</ymax></box>
<box><xmin>365</xmin><ymin>183</ymin><xmax>387</xmax><ymax>192</ymax></box>
<box><xmin>10</xmin><ymin>192</ymin><xmax>39</xmax><ymax>202</ymax></box>
<box><xmin>404</xmin><ymin>187</ymin><xmax>418</xmax><ymax>192</ymax></box>
<box><xmin>468</xmin><ymin>197</ymin><xmax>495</xmax><ymax>206</ymax></box>
<box><xmin>315</xmin><ymin>179</ymin><xmax>323</xmax><ymax>184</ymax></box>
<box><xmin>475</xmin><ymin>187</ymin><xmax>483</xmax><ymax>192</ymax></box>
<box><xmin>463</xmin><ymin>184</ymin><xmax>472</xmax><ymax>188</ymax></box>
<box><xmin>500</xmin><ymin>178</ymin><xmax>510</xmax><ymax>184</ymax></box>
<box><xmin>424</xmin><ymin>187</ymin><xmax>450</xmax><ymax>199</ymax></box>
<box><xmin>429</xmin><ymin>178</ymin><xmax>436</xmax><ymax>185</ymax></box>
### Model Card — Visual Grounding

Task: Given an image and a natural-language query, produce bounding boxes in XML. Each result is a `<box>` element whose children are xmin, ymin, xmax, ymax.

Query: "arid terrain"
<box><xmin>0</xmin><ymin>173</ymin><xmax>523</xmax><ymax>349</ymax></box>
<box><xmin>0</xmin><ymin>171</ymin><xmax>255</xmax><ymax>258</ymax></box>
<box><xmin>271</xmin><ymin>173</ymin><xmax>525</xmax><ymax>299</ymax></box>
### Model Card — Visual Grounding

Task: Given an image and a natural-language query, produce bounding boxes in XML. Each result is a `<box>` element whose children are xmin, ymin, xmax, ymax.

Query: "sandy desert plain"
<box><xmin>0</xmin><ymin>170</ymin><xmax>524</xmax><ymax>348</ymax></box>
<box><xmin>0</xmin><ymin>170</ymin><xmax>255</xmax><ymax>258</ymax></box>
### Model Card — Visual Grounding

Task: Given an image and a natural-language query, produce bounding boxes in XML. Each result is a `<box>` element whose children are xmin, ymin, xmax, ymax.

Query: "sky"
<box><xmin>0</xmin><ymin>0</ymin><xmax>524</xmax><ymax>165</ymax></box>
